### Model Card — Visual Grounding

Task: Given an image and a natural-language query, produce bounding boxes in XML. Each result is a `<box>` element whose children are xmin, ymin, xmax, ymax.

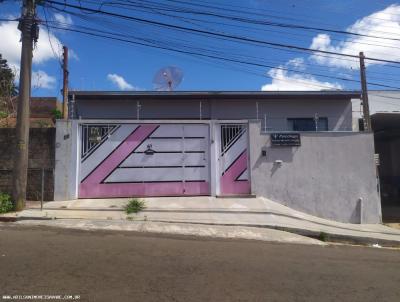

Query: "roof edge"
<box><xmin>68</xmin><ymin>90</ymin><xmax>361</xmax><ymax>99</ymax></box>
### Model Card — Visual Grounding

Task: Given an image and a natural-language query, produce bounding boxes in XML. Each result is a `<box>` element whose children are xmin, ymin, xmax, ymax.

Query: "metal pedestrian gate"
<box><xmin>78</xmin><ymin>123</ymin><xmax>210</xmax><ymax>198</ymax></box>
<box><xmin>218</xmin><ymin>124</ymin><xmax>250</xmax><ymax>195</ymax></box>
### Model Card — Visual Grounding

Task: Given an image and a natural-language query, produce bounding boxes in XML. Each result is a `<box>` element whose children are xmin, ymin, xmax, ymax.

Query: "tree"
<box><xmin>0</xmin><ymin>54</ymin><xmax>18</xmax><ymax>125</ymax></box>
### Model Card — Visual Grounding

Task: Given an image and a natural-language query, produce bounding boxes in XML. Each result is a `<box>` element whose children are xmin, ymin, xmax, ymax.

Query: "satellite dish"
<box><xmin>153</xmin><ymin>66</ymin><xmax>183</xmax><ymax>91</ymax></box>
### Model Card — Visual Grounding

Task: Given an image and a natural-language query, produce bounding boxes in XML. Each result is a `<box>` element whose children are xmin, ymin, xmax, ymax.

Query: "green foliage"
<box><xmin>0</xmin><ymin>54</ymin><xmax>17</xmax><ymax>97</ymax></box>
<box><xmin>0</xmin><ymin>54</ymin><xmax>17</xmax><ymax>120</ymax></box>
<box><xmin>0</xmin><ymin>111</ymin><xmax>8</xmax><ymax>119</ymax></box>
<box><xmin>319</xmin><ymin>232</ymin><xmax>329</xmax><ymax>242</ymax></box>
<box><xmin>0</xmin><ymin>192</ymin><xmax>14</xmax><ymax>214</ymax></box>
<box><xmin>125</xmin><ymin>198</ymin><xmax>146</xmax><ymax>214</ymax></box>
<box><xmin>51</xmin><ymin>109</ymin><xmax>62</xmax><ymax>119</ymax></box>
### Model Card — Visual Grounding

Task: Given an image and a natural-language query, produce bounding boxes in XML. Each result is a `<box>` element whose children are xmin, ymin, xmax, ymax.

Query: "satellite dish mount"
<box><xmin>153</xmin><ymin>66</ymin><xmax>184</xmax><ymax>91</ymax></box>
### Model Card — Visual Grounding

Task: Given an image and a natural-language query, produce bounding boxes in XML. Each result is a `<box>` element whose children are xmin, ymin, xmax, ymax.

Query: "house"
<box><xmin>0</xmin><ymin>97</ymin><xmax>61</xmax><ymax>128</ymax></box>
<box><xmin>371</xmin><ymin>112</ymin><xmax>400</xmax><ymax>222</ymax></box>
<box><xmin>54</xmin><ymin>91</ymin><xmax>381</xmax><ymax>223</ymax></box>
<box><xmin>0</xmin><ymin>97</ymin><xmax>60</xmax><ymax>201</ymax></box>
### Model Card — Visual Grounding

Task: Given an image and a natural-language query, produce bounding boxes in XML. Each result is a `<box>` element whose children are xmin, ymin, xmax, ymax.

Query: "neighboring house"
<box><xmin>372</xmin><ymin>112</ymin><xmax>400</xmax><ymax>222</ymax></box>
<box><xmin>0</xmin><ymin>96</ymin><xmax>59</xmax><ymax>201</ymax></box>
<box><xmin>351</xmin><ymin>90</ymin><xmax>400</xmax><ymax>221</ymax></box>
<box><xmin>353</xmin><ymin>90</ymin><xmax>400</xmax><ymax>118</ymax></box>
<box><xmin>55</xmin><ymin>91</ymin><xmax>381</xmax><ymax>224</ymax></box>
<box><xmin>0</xmin><ymin>97</ymin><xmax>61</xmax><ymax>128</ymax></box>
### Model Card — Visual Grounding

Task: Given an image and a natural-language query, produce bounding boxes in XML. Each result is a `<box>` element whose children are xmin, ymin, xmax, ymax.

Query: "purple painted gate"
<box><xmin>79</xmin><ymin>123</ymin><xmax>210</xmax><ymax>198</ymax></box>
<box><xmin>219</xmin><ymin>124</ymin><xmax>251</xmax><ymax>195</ymax></box>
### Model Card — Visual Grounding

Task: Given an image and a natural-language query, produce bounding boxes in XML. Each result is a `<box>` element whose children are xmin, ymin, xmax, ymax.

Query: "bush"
<box><xmin>0</xmin><ymin>111</ymin><xmax>8</xmax><ymax>119</ymax></box>
<box><xmin>0</xmin><ymin>193</ymin><xmax>14</xmax><ymax>214</ymax></box>
<box><xmin>51</xmin><ymin>109</ymin><xmax>62</xmax><ymax>119</ymax></box>
<box><xmin>319</xmin><ymin>232</ymin><xmax>329</xmax><ymax>242</ymax></box>
<box><xmin>124</xmin><ymin>198</ymin><xmax>146</xmax><ymax>214</ymax></box>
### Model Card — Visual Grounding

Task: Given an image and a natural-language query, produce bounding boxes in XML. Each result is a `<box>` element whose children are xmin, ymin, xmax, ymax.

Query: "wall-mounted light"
<box><xmin>144</xmin><ymin>144</ymin><xmax>155</xmax><ymax>155</ymax></box>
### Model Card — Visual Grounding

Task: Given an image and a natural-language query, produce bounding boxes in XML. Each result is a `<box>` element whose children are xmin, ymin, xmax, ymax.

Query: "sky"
<box><xmin>0</xmin><ymin>0</ymin><xmax>400</xmax><ymax>113</ymax></box>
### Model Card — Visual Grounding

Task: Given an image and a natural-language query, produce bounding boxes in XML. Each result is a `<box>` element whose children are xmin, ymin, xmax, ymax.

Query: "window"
<box><xmin>220</xmin><ymin>124</ymin><xmax>245</xmax><ymax>153</ymax></box>
<box><xmin>287</xmin><ymin>118</ymin><xmax>328</xmax><ymax>131</ymax></box>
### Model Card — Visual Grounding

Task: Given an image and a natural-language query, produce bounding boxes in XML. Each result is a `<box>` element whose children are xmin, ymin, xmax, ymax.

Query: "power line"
<box><xmin>136</xmin><ymin>0</ymin><xmax>400</xmax><ymax>42</ymax></box>
<box><xmin>86</xmin><ymin>0</ymin><xmax>400</xmax><ymax>53</ymax></box>
<box><xmin>43</xmin><ymin>0</ymin><xmax>400</xmax><ymax>65</ymax></box>
<box><xmin>42</xmin><ymin>3</ymin><xmax>400</xmax><ymax>85</ymax></box>
<box><xmin>43</xmin><ymin>21</ymin><xmax>400</xmax><ymax>91</ymax></box>
<box><xmin>165</xmin><ymin>0</ymin><xmax>400</xmax><ymax>32</ymax></box>
<box><xmin>42</xmin><ymin>6</ymin><xmax>63</xmax><ymax>67</ymax></box>
<box><xmin>49</xmin><ymin>3</ymin><xmax>400</xmax><ymax>73</ymax></box>
<box><xmin>39</xmin><ymin>2</ymin><xmax>400</xmax><ymax>90</ymax></box>
<box><xmin>46</xmin><ymin>4</ymin><xmax>369</xmax><ymax>68</ymax></box>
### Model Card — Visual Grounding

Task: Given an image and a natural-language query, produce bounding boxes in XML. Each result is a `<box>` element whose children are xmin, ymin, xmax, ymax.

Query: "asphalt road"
<box><xmin>0</xmin><ymin>224</ymin><xmax>399</xmax><ymax>302</ymax></box>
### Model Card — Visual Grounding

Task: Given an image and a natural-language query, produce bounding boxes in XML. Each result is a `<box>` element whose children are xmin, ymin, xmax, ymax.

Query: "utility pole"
<box><xmin>62</xmin><ymin>46</ymin><xmax>69</xmax><ymax>119</ymax></box>
<box><xmin>359</xmin><ymin>52</ymin><xmax>371</xmax><ymax>132</ymax></box>
<box><xmin>12</xmin><ymin>0</ymin><xmax>38</xmax><ymax>211</ymax></box>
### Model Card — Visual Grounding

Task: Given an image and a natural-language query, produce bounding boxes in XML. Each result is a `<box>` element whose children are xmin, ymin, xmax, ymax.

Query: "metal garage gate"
<box><xmin>78</xmin><ymin>123</ymin><xmax>210</xmax><ymax>198</ymax></box>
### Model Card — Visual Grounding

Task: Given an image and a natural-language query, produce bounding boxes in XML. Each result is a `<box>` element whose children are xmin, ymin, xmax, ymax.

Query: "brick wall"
<box><xmin>0</xmin><ymin>128</ymin><xmax>55</xmax><ymax>200</ymax></box>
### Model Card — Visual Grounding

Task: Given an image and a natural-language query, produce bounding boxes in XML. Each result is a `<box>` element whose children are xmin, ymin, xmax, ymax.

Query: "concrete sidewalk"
<box><xmin>12</xmin><ymin>219</ymin><xmax>325</xmax><ymax>246</ymax></box>
<box><xmin>3</xmin><ymin>197</ymin><xmax>400</xmax><ymax>246</ymax></box>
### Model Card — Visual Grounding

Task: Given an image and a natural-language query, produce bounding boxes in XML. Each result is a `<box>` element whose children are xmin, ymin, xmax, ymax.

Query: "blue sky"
<box><xmin>1</xmin><ymin>0</ymin><xmax>400</xmax><ymax>111</ymax></box>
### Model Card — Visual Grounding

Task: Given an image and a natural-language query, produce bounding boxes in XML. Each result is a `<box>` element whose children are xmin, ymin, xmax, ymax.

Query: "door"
<box><xmin>218</xmin><ymin>124</ymin><xmax>251</xmax><ymax>196</ymax></box>
<box><xmin>78</xmin><ymin>123</ymin><xmax>210</xmax><ymax>198</ymax></box>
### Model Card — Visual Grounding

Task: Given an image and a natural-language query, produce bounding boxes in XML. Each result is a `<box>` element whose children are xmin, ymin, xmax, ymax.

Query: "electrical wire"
<box><xmin>42</xmin><ymin>0</ymin><xmax>400</xmax><ymax>65</ymax></box>
<box><xmin>43</xmin><ymin>21</ymin><xmax>400</xmax><ymax>91</ymax></box>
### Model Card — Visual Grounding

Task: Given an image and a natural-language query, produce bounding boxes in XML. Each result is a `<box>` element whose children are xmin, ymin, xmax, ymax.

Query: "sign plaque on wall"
<box><xmin>270</xmin><ymin>133</ymin><xmax>301</xmax><ymax>146</ymax></box>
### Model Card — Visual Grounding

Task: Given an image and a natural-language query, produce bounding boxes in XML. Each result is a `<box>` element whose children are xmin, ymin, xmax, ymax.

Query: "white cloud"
<box><xmin>53</xmin><ymin>13</ymin><xmax>73</xmax><ymax>27</ymax></box>
<box><xmin>0</xmin><ymin>19</ymin><xmax>78</xmax><ymax>85</ymax></box>
<box><xmin>107</xmin><ymin>73</ymin><xmax>137</xmax><ymax>90</ymax></box>
<box><xmin>0</xmin><ymin>19</ymin><xmax>80</xmax><ymax>92</ymax></box>
<box><xmin>286</xmin><ymin>57</ymin><xmax>306</xmax><ymax>71</ymax></box>
<box><xmin>310</xmin><ymin>4</ymin><xmax>400</xmax><ymax>69</ymax></box>
<box><xmin>261</xmin><ymin>59</ymin><xmax>342</xmax><ymax>91</ymax></box>
<box><xmin>0</xmin><ymin>21</ymin><xmax>22</xmax><ymax>69</ymax></box>
<box><xmin>0</xmin><ymin>20</ymin><xmax>65</xmax><ymax>69</ymax></box>
<box><xmin>32</xmin><ymin>70</ymin><xmax>56</xmax><ymax>89</ymax></box>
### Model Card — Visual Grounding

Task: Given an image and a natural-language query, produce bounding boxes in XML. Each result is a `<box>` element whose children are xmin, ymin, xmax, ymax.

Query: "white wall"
<box><xmin>54</xmin><ymin>119</ymin><xmax>381</xmax><ymax>224</ymax></box>
<box><xmin>249</xmin><ymin>121</ymin><xmax>381</xmax><ymax>223</ymax></box>
<box><xmin>54</xmin><ymin>120</ymin><xmax>79</xmax><ymax>201</ymax></box>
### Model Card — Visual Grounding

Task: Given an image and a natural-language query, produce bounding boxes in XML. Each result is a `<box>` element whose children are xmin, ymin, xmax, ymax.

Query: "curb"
<box><xmin>0</xmin><ymin>216</ymin><xmax>52</xmax><ymax>222</ymax></box>
<box><xmin>272</xmin><ymin>226</ymin><xmax>400</xmax><ymax>248</ymax></box>
<box><xmin>146</xmin><ymin>220</ymin><xmax>400</xmax><ymax>248</ymax></box>
<box><xmin>2</xmin><ymin>216</ymin><xmax>400</xmax><ymax>247</ymax></box>
<box><xmin>0</xmin><ymin>216</ymin><xmax>18</xmax><ymax>222</ymax></box>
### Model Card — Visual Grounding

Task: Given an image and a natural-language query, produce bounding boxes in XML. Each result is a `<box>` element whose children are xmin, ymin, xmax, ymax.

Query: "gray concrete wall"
<box><xmin>0</xmin><ymin>128</ymin><xmax>55</xmax><ymax>201</ymax></box>
<box><xmin>54</xmin><ymin>120</ymin><xmax>79</xmax><ymax>201</ymax></box>
<box><xmin>75</xmin><ymin>98</ymin><xmax>352</xmax><ymax>131</ymax></box>
<box><xmin>249</xmin><ymin>121</ymin><xmax>381</xmax><ymax>223</ymax></box>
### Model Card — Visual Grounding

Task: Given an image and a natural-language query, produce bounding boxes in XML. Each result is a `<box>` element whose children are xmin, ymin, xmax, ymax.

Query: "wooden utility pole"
<box><xmin>359</xmin><ymin>52</ymin><xmax>371</xmax><ymax>131</ymax></box>
<box><xmin>12</xmin><ymin>0</ymin><xmax>38</xmax><ymax>211</ymax></box>
<box><xmin>62</xmin><ymin>46</ymin><xmax>69</xmax><ymax>119</ymax></box>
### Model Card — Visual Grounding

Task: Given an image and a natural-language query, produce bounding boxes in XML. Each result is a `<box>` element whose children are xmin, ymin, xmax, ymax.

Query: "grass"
<box><xmin>0</xmin><ymin>193</ymin><xmax>14</xmax><ymax>214</ymax></box>
<box><xmin>124</xmin><ymin>198</ymin><xmax>146</xmax><ymax>214</ymax></box>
